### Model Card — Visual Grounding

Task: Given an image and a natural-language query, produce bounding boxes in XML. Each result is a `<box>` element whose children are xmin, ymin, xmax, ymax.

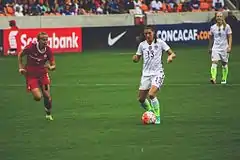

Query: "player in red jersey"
<box><xmin>18</xmin><ymin>32</ymin><xmax>56</xmax><ymax>121</ymax></box>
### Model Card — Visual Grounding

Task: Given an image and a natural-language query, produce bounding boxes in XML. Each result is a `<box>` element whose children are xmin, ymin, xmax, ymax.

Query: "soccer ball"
<box><xmin>141</xmin><ymin>111</ymin><xmax>156</xmax><ymax>124</ymax></box>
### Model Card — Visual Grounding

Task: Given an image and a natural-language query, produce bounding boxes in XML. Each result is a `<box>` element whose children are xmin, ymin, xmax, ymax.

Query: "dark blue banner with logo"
<box><xmin>156</xmin><ymin>21</ymin><xmax>240</xmax><ymax>45</ymax></box>
<box><xmin>156</xmin><ymin>23</ymin><xmax>211</xmax><ymax>45</ymax></box>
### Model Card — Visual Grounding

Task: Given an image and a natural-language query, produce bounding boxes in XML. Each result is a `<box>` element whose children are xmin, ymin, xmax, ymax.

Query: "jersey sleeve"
<box><xmin>161</xmin><ymin>40</ymin><xmax>170</xmax><ymax>52</ymax></box>
<box><xmin>22</xmin><ymin>44</ymin><xmax>32</xmax><ymax>55</ymax></box>
<box><xmin>226</xmin><ymin>24</ymin><xmax>232</xmax><ymax>35</ymax></box>
<box><xmin>47</xmin><ymin>48</ymin><xmax>55</xmax><ymax>62</ymax></box>
<box><xmin>136</xmin><ymin>43</ymin><xmax>143</xmax><ymax>55</ymax></box>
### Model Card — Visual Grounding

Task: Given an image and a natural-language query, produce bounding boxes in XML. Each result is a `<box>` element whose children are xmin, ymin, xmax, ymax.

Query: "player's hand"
<box><xmin>19</xmin><ymin>68</ymin><xmax>26</xmax><ymax>75</ymax></box>
<box><xmin>227</xmin><ymin>47</ymin><xmax>231</xmax><ymax>53</ymax></box>
<box><xmin>48</xmin><ymin>65</ymin><xmax>56</xmax><ymax>71</ymax></box>
<box><xmin>132</xmin><ymin>55</ymin><xmax>139</xmax><ymax>63</ymax></box>
<box><xmin>45</xmin><ymin>64</ymin><xmax>55</xmax><ymax>71</ymax></box>
<box><xmin>208</xmin><ymin>49</ymin><xmax>212</xmax><ymax>54</ymax></box>
<box><xmin>167</xmin><ymin>54</ymin><xmax>176</xmax><ymax>64</ymax></box>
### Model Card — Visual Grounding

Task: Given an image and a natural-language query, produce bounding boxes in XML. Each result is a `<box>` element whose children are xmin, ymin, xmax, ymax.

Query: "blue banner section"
<box><xmin>155</xmin><ymin>22</ymin><xmax>240</xmax><ymax>45</ymax></box>
<box><xmin>156</xmin><ymin>23</ymin><xmax>211</xmax><ymax>45</ymax></box>
<box><xmin>155</xmin><ymin>21</ymin><xmax>240</xmax><ymax>45</ymax></box>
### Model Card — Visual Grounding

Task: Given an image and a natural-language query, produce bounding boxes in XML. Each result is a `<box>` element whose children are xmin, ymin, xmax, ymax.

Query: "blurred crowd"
<box><xmin>0</xmin><ymin>0</ymin><xmax>227</xmax><ymax>16</ymax></box>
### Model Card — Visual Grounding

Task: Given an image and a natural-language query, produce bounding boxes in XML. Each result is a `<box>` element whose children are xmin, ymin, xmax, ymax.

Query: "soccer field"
<box><xmin>0</xmin><ymin>45</ymin><xmax>240</xmax><ymax>160</ymax></box>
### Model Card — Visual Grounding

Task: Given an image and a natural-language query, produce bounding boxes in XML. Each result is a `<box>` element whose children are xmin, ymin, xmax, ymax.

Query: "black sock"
<box><xmin>44</xmin><ymin>96</ymin><xmax>52</xmax><ymax>115</ymax></box>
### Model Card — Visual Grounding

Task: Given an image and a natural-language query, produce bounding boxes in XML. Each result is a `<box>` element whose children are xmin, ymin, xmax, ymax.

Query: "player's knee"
<box><xmin>138</xmin><ymin>97</ymin><xmax>145</xmax><ymax>103</ymax></box>
<box><xmin>33</xmin><ymin>95</ymin><xmax>42</xmax><ymax>101</ymax></box>
<box><xmin>212</xmin><ymin>61</ymin><xmax>218</xmax><ymax>64</ymax></box>
<box><xmin>211</xmin><ymin>63</ymin><xmax>217</xmax><ymax>68</ymax></box>
<box><xmin>222</xmin><ymin>62</ymin><xmax>228</xmax><ymax>67</ymax></box>
<box><xmin>149</xmin><ymin>94</ymin><xmax>156</xmax><ymax>100</ymax></box>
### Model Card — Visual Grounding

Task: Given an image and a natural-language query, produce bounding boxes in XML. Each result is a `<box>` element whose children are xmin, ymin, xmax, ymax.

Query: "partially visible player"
<box><xmin>132</xmin><ymin>25</ymin><xmax>176</xmax><ymax>124</ymax></box>
<box><xmin>18</xmin><ymin>32</ymin><xmax>56</xmax><ymax>120</ymax></box>
<box><xmin>209</xmin><ymin>12</ymin><xmax>232</xmax><ymax>84</ymax></box>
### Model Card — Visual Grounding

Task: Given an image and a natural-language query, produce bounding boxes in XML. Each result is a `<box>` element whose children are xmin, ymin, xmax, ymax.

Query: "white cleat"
<box><xmin>46</xmin><ymin>115</ymin><xmax>54</xmax><ymax>121</ymax></box>
<box><xmin>221</xmin><ymin>80</ymin><xmax>227</xmax><ymax>84</ymax></box>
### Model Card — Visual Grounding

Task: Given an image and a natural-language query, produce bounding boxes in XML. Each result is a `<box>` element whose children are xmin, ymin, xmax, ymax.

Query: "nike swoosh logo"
<box><xmin>108</xmin><ymin>31</ymin><xmax>127</xmax><ymax>46</ymax></box>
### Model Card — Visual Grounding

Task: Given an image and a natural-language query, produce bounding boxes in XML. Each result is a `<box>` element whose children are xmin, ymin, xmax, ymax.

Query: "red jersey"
<box><xmin>23</xmin><ymin>43</ymin><xmax>54</xmax><ymax>77</ymax></box>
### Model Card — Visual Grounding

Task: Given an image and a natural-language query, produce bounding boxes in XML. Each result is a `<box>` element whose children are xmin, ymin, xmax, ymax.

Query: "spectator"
<box><xmin>150</xmin><ymin>0</ymin><xmax>162</xmax><ymax>12</ymax></box>
<box><xmin>62</xmin><ymin>3</ymin><xmax>74</xmax><ymax>15</ymax></box>
<box><xmin>125</xmin><ymin>0</ymin><xmax>135</xmax><ymax>13</ymax></box>
<box><xmin>140</xmin><ymin>0</ymin><xmax>149</xmax><ymax>13</ymax></box>
<box><xmin>200</xmin><ymin>0</ymin><xmax>210</xmax><ymax>11</ymax></box>
<box><xmin>4</xmin><ymin>0</ymin><xmax>15</xmax><ymax>16</ymax></box>
<box><xmin>108</xmin><ymin>0</ymin><xmax>120</xmax><ymax>14</ymax></box>
<box><xmin>14</xmin><ymin>0</ymin><xmax>23</xmax><ymax>14</ymax></box>
<box><xmin>181</xmin><ymin>0</ymin><xmax>191</xmax><ymax>12</ymax></box>
<box><xmin>0</xmin><ymin>0</ymin><xmax>5</xmax><ymax>15</ymax></box>
<box><xmin>72</xmin><ymin>0</ymin><xmax>79</xmax><ymax>15</ymax></box>
<box><xmin>167</xmin><ymin>0</ymin><xmax>178</xmax><ymax>12</ymax></box>
<box><xmin>15</xmin><ymin>5</ymin><xmax>23</xmax><ymax>16</ymax></box>
<box><xmin>0</xmin><ymin>0</ymin><xmax>230</xmax><ymax>16</ymax></box>
<box><xmin>48</xmin><ymin>0</ymin><xmax>57</xmax><ymax>12</ymax></box>
<box><xmin>212</xmin><ymin>0</ymin><xmax>225</xmax><ymax>11</ymax></box>
<box><xmin>190</xmin><ymin>0</ymin><xmax>200</xmax><ymax>11</ymax></box>
<box><xmin>117</xmin><ymin>0</ymin><xmax>126</xmax><ymax>13</ymax></box>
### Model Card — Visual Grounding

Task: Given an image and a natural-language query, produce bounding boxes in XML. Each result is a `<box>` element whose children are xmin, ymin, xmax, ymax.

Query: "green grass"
<box><xmin>0</xmin><ymin>46</ymin><xmax>240</xmax><ymax>160</ymax></box>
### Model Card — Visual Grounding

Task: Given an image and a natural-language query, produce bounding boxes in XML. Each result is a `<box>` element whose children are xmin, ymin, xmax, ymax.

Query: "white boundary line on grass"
<box><xmin>0</xmin><ymin>83</ymin><xmax>240</xmax><ymax>87</ymax></box>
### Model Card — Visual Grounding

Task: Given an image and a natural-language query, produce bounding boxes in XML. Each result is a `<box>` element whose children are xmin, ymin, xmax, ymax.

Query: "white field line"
<box><xmin>0</xmin><ymin>83</ymin><xmax>240</xmax><ymax>87</ymax></box>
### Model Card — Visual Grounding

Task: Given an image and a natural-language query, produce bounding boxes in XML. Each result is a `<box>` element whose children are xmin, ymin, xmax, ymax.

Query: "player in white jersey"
<box><xmin>209</xmin><ymin>12</ymin><xmax>232</xmax><ymax>84</ymax></box>
<box><xmin>132</xmin><ymin>26</ymin><xmax>176</xmax><ymax>124</ymax></box>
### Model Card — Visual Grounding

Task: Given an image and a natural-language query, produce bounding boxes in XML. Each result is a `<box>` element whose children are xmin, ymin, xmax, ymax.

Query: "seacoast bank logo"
<box><xmin>3</xmin><ymin>27</ymin><xmax>82</xmax><ymax>56</ymax></box>
<box><xmin>20</xmin><ymin>32</ymin><xmax>79</xmax><ymax>49</ymax></box>
<box><xmin>156</xmin><ymin>29</ymin><xmax>210</xmax><ymax>42</ymax></box>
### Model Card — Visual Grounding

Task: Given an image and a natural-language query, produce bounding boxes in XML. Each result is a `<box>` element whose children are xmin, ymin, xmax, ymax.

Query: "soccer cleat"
<box><xmin>210</xmin><ymin>78</ymin><xmax>216</xmax><ymax>84</ymax></box>
<box><xmin>155</xmin><ymin>116</ymin><xmax>161</xmax><ymax>124</ymax></box>
<box><xmin>149</xmin><ymin>109</ymin><xmax>155</xmax><ymax>113</ymax></box>
<box><xmin>46</xmin><ymin>115</ymin><xmax>54</xmax><ymax>121</ymax></box>
<box><xmin>221</xmin><ymin>80</ymin><xmax>227</xmax><ymax>84</ymax></box>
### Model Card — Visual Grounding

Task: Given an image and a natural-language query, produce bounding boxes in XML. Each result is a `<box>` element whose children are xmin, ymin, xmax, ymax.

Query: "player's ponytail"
<box><xmin>223</xmin><ymin>19</ymin><xmax>227</xmax><ymax>30</ymax></box>
<box><xmin>154</xmin><ymin>32</ymin><xmax>157</xmax><ymax>43</ymax></box>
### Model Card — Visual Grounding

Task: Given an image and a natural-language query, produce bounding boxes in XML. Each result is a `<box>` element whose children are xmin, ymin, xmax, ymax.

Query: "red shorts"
<box><xmin>25</xmin><ymin>73</ymin><xmax>51</xmax><ymax>91</ymax></box>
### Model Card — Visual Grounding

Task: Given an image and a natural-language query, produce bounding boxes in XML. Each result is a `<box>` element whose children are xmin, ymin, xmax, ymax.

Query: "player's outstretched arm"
<box><xmin>208</xmin><ymin>34</ymin><xmax>213</xmax><ymax>54</ymax></box>
<box><xmin>18</xmin><ymin>51</ymin><xmax>26</xmax><ymax>74</ymax></box>
<box><xmin>227</xmin><ymin>33</ymin><xmax>232</xmax><ymax>53</ymax></box>
<box><xmin>132</xmin><ymin>55</ymin><xmax>141</xmax><ymax>63</ymax></box>
<box><xmin>167</xmin><ymin>49</ymin><xmax>176</xmax><ymax>63</ymax></box>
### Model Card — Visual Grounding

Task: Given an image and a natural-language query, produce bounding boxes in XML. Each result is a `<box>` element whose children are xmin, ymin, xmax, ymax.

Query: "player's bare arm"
<box><xmin>227</xmin><ymin>33</ymin><xmax>232</xmax><ymax>53</ymax></box>
<box><xmin>167</xmin><ymin>49</ymin><xmax>176</xmax><ymax>63</ymax></box>
<box><xmin>132</xmin><ymin>55</ymin><xmax>141</xmax><ymax>63</ymax></box>
<box><xmin>208</xmin><ymin>34</ymin><xmax>213</xmax><ymax>54</ymax></box>
<box><xmin>18</xmin><ymin>50</ymin><xmax>26</xmax><ymax>74</ymax></box>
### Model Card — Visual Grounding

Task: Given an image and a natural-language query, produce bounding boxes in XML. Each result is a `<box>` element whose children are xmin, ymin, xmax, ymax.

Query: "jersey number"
<box><xmin>147</xmin><ymin>50</ymin><xmax>154</xmax><ymax>58</ymax></box>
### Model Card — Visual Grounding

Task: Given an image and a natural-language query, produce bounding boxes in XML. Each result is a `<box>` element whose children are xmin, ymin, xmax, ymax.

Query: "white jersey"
<box><xmin>210</xmin><ymin>24</ymin><xmax>232</xmax><ymax>51</ymax></box>
<box><xmin>136</xmin><ymin>39</ymin><xmax>170</xmax><ymax>76</ymax></box>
